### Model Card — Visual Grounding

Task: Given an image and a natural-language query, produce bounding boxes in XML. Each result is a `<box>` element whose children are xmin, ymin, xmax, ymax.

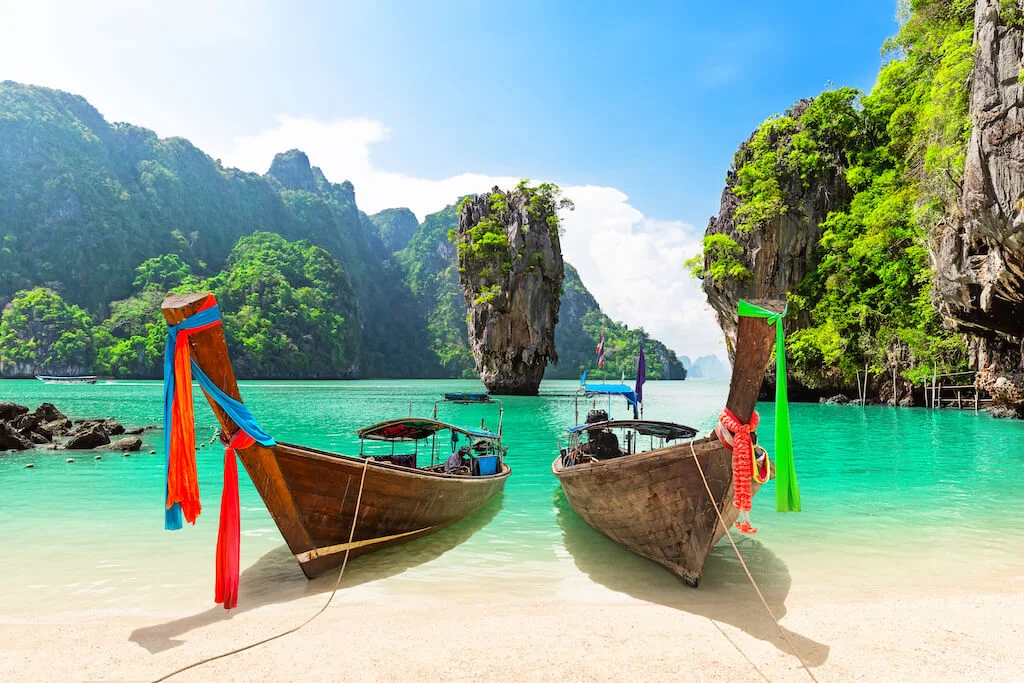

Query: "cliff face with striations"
<box><xmin>455</xmin><ymin>185</ymin><xmax>565</xmax><ymax>394</ymax></box>
<box><xmin>933</xmin><ymin>0</ymin><xmax>1024</xmax><ymax>415</ymax></box>
<box><xmin>699</xmin><ymin>99</ymin><xmax>852</xmax><ymax>367</ymax></box>
<box><xmin>693</xmin><ymin>8</ymin><xmax>984</xmax><ymax>405</ymax></box>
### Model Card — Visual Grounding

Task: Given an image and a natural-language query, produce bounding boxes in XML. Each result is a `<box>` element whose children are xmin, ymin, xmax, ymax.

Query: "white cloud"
<box><xmin>216</xmin><ymin>116</ymin><xmax>727</xmax><ymax>362</ymax></box>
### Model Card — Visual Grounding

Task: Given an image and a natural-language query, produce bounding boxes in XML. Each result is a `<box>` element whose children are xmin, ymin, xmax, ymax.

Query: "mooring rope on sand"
<box><xmin>688</xmin><ymin>437</ymin><xmax>819</xmax><ymax>683</ymax></box>
<box><xmin>152</xmin><ymin>456</ymin><xmax>371</xmax><ymax>682</ymax></box>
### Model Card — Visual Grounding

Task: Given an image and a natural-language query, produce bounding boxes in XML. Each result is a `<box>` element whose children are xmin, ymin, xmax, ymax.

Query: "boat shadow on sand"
<box><xmin>553</xmin><ymin>489</ymin><xmax>829</xmax><ymax>668</ymax></box>
<box><xmin>130</xmin><ymin>495</ymin><xmax>504</xmax><ymax>654</ymax></box>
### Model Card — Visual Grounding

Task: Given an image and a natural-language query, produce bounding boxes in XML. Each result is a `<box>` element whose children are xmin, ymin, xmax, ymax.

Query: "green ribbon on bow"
<box><xmin>737</xmin><ymin>299</ymin><xmax>801</xmax><ymax>512</ymax></box>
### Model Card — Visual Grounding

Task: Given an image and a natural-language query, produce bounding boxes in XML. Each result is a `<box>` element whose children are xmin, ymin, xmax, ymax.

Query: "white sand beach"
<box><xmin>2</xmin><ymin>564</ymin><xmax>1021</xmax><ymax>682</ymax></box>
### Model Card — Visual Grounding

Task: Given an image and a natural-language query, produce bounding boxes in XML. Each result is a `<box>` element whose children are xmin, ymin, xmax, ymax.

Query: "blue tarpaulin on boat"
<box><xmin>581</xmin><ymin>383</ymin><xmax>639</xmax><ymax>408</ymax></box>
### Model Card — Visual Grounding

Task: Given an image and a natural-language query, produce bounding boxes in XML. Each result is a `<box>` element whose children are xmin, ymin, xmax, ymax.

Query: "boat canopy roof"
<box><xmin>356</xmin><ymin>418</ymin><xmax>499</xmax><ymax>442</ymax></box>
<box><xmin>568</xmin><ymin>419</ymin><xmax>698</xmax><ymax>441</ymax></box>
<box><xmin>442</xmin><ymin>392</ymin><xmax>495</xmax><ymax>404</ymax></box>
<box><xmin>580</xmin><ymin>382</ymin><xmax>639</xmax><ymax>409</ymax></box>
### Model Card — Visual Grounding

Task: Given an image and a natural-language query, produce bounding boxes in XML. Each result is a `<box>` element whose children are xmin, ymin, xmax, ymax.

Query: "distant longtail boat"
<box><xmin>553</xmin><ymin>299</ymin><xmax>799</xmax><ymax>587</ymax></box>
<box><xmin>35</xmin><ymin>375</ymin><xmax>98</xmax><ymax>384</ymax></box>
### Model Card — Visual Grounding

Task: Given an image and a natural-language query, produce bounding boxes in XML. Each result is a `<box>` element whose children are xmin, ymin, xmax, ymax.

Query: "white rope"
<box><xmin>688</xmin><ymin>437</ymin><xmax>819</xmax><ymax>683</ymax></box>
<box><xmin>153</xmin><ymin>456</ymin><xmax>372</xmax><ymax>682</ymax></box>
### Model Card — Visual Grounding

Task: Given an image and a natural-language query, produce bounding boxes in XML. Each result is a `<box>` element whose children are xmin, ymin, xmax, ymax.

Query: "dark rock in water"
<box><xmin>30</xmin><ymin>424</ymin><xmax>52</xmax><ymax>440</ymax></box>
<box><xmin>100</xmin><ymin>436</ymin><xmax>143</xmax><ymax>452</ymax></box>
<box><xmin>65</xmin><ymin>428</ymin><xmax>110</xmax><ymax>450</ymax></box>
<box><xmin>455</xmin><ymin>185</ymin><xmax>566</xmax><ymax>395</ymax></box>
<box><xmin>987</xmin><ymin>404</ymin><xmax>1023</xmax><ymax>419</ymax></box>
<box><xmin>102</xmin><ymin>418</ymin><xmax>125</xmax><ymax>436</ymax></box>
<box><xmin>0</xmin><ymin>422</ymin><xmax>33</xmax><ymax>451</ymax></box>
<box><xmin>34</xmin><ymin>402</ymin><xmax>68</xmax><ymax>424</ymax></box>
<box><xmin>69</xmin><ymin>418</ymin><xmax>123</xmax><ymax>437</ymax></box>
<box><xmin>10</xmin><ymin>412</ymin><xmax>41</xmax><ymax>431</ymax></box>
<box><xmin>819</xmin><ymin>395</ymin><xmax>851</xmax><ymax>405</ymax></box>
<box><xmin>0</xmin><ymin>402</ymin><xmax>29</xmax><ymax>422</ymax></box>
<box><xmin>24</xmin><ymin>430</ymin><xmax>51</xmax><ymax>445</ymax></box>
<box><xmin>41</xmin><ymin>418</ymin><xmax>72</xmax><ymax>436</ymax></box>
<box><xmin>124</xmin><ymin>427</ymin><xmax>145</xmax><ymax>435</ymax></box>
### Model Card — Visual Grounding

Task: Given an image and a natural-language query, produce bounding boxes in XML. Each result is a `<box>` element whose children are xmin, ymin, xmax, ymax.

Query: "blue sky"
<box><xmin>1</xmin><ymin>0</ymin><xmax>901</xmax><ymax>360</ymax></box>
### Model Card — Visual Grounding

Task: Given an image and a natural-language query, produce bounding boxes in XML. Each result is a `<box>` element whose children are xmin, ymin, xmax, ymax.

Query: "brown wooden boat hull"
<box><xmin>552</xmin><ymin>436</ymin><xmax>763</xmax><ymax>587</ymax></box>
<box><xmin>238</xmin><ymin>442</ymin><xmax>510</xmax><ymax>578</ymax></box>
<box><xmin>161</xmin><ymin>292</ymin><xmax>510</xmax><ymax>580</ymax></box>
<box><xmin>551</xmin><ymin>299</ymin><xmax>782</xmax><ymax>587</ymax></box>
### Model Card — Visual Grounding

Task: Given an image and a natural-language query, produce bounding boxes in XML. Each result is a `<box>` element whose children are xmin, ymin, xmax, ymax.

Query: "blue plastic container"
<box><xmin>474</xmin><ymin>455</ymin><xmax>499</xmax><ymax>476</ymax></box>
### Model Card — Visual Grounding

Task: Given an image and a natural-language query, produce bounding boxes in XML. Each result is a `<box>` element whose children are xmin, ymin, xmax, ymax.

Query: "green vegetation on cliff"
<box><xmin>689</xmin><ymin>0</ymin><xmax>973</xmax><ymax>389</ymax></box>
<box><xmin>0</xmin><ymin>82</ymin><xmax>688</xmax><ymax>380</ymax></box>
<box><xmin>0</xmin><ymin>288</ymin><xmax>95</xmax><ymax>374</ymax></box>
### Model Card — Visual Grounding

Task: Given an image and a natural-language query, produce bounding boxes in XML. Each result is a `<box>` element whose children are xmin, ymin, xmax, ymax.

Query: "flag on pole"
<box><xmin>596</xmin><ymin>329</ymin><xmax>606</xmax><ymax>368</ymax></box>
<box><xmin>635</xmin><ymin>342</ymin><xmax>647</xmax><ymax>404</ymax></box>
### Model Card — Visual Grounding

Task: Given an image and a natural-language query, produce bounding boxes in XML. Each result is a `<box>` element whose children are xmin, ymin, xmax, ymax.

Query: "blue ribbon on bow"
<box><xmin>163</xmin><ymin>304</ymin><xmax>275</xmax><ymax>530</ymax></box>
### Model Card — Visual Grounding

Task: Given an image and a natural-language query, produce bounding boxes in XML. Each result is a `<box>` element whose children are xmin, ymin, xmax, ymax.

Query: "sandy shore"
<box><xmin>2</xmin><ymin>577</ymin><xmax>1021</xmax><ymax>682</ymax></box>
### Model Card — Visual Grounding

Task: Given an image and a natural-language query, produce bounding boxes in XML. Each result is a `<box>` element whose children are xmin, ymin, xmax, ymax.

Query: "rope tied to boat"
<box><xmin>717</xmin><ymin>407</ymin><xmax>759</xmax><ymax>534</ymax></box>
<box><xmin>152</xmin><ymin>456</ymin><xmax>371</xmax><ymax>682</ymax></box>
<box><xmin>163</xmin><ymin>294</ymin><xmax>275</xmax><ymax>610</ymax></box>
<box><xmin>687</xmin><ymin>437</ymin><xmax>819</xmax><ymax>683</ymax></box>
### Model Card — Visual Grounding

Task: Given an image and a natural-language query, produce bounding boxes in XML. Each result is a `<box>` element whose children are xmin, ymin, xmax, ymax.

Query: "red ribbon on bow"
<box><xmin>215</xmin><ymin>430</ymin><xmax>255</xmax><ymax>610</ymax></box>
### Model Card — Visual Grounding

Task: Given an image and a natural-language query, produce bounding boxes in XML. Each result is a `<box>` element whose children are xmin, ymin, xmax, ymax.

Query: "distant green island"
<box><xmin>0</xmin><ymin>82</ymin><xmax>685</xmax><ymax>381</ymax></box>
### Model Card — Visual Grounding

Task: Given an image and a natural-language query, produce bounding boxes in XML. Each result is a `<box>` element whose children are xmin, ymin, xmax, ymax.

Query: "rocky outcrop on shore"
<box><xmin>931</xmin><ymin>0</ymin><xmax>1024</xmax><ymax>418</ymax></box>
<box><xmin>0</xmin><ymin>401</ymin><xmax>148</xmax><ymax>452</ymax></box>
<box><xmin>455</xmin><ymin>185</ymin><xmax>566</xmax><ymax>395</ymax></box>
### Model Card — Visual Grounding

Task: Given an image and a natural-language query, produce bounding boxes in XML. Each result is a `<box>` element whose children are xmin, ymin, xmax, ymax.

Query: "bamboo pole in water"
<box><xmin>863</xmin><ymin>363</ymin><xmax>869</xmax><ymax>406</ymax></box>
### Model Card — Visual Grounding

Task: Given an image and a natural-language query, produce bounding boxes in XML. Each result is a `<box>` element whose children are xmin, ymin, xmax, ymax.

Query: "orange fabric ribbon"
<box><xmin>165</xmin><ymin>297</ymin><xmax>220</xmax><ymax>525</ymax></box>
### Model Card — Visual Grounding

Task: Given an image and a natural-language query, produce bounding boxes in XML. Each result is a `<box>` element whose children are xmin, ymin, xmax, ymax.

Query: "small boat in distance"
<box><xmin>161</xmin><ymin>293</ymin><xmax>510</xmax><ymax>584</ymax></box>
<box><xmin>553</xmin><ymin>300</ymin><xmax>786</xmax><ymax>587</ymax></box>
<box><xmin>35</xmin><ymin>375</ymin><xmax>98</xmax><ymax>384</ymax></box>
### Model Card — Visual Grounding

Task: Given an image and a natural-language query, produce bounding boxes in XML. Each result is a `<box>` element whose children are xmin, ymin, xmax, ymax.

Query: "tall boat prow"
<box><xmin>552</xmin><ymin>299</ymin><xmax>799</xmax><ymax>587</ymax></box>
<box><xmin>160</xmin><ymin>292</ymin><xmax>511</xmax><ymax>609</ymax></box>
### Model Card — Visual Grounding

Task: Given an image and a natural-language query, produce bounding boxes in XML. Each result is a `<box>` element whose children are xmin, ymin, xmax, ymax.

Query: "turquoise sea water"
<box><xmin>2</xmin><ymin>378</ymin><xmax>1023</xmax><ymax>615</ymax></box>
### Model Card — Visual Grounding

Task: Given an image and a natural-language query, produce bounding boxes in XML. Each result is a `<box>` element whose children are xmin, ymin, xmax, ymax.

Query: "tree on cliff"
<box><xmin>451</xmin><ymin>181</ymin><xmax>571</xmax><ymax>394</ymax></box>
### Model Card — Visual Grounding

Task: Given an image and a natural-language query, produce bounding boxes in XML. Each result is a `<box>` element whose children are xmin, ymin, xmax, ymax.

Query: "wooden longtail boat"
<box><xmin>552</xmin><ymin>300</ymin><xmax>782</xmax><ymax>587</ymax></box>
<box><xmin>35</xmin><ymin>374</ymin><xmax>98</xmax><ymax>384</ymax></box>
<box><xmin>162</xmin><ymin>293</ymin><xmax>510</xmax><ymax>580</ymax></box>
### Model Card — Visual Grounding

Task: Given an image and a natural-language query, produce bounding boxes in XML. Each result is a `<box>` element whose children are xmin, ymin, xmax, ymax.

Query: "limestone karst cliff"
<box><xmin>698</xmin><ymin>98</ymin><xmax>852</xmax><ymax>366</ymax></box>
<box><xmin>454</xmin><ymin>184</ymin><xmax>567</xmax><ymax>394</ymax></box>
<box><xmin>691</xmin><ymin>2</ymin><xmax>1000</xmax><ymax>408</ymax></box>
<box><xmin>932</xmin><ymin>0</ymin><xmax>1024</xmax><ymax>415</ymax></box>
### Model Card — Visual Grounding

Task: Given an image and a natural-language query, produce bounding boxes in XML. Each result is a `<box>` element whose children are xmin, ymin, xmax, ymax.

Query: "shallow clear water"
<box><xmin>2</xmin><ymin>378</ymin><xmax>1023</xmax><ymax>614</ymax></box>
